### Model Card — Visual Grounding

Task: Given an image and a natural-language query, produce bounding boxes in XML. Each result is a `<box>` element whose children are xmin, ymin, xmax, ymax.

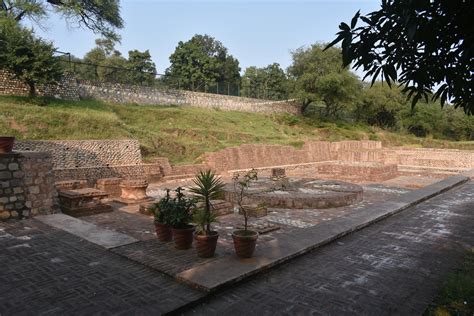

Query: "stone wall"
<box><xmin>0</xmin><ymin>152</ymin><xmax>55</xmax><ymax>220</ymax></box>
<box><xmin>14</xmin><ymin>140</ymin><xmax>142</xmax><ymax>169</ymax></box>
<box><xmin>14</xmin><ymin>140</ymin><xmax>150</xmax><ymax>185</ymax></box>
<box><xmin>77</xmin><ymin>81</ymin><xmax>301</xmax><ymax>115</ymax></box>
<box><xmin>0</xmin><ymin>70</ymin><xmax>79</xmax><ymax>100</ymax></box>
<box><xmin>0</xmin><ymin>70</ymin><xmax>300</xmax><ymax>115</ymax></box>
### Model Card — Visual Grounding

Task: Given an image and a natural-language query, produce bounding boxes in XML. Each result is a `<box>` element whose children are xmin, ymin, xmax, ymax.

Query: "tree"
<box><xmin>165</xmin><ymin>34</ymin><xmax>240</xmax><ymax>92</ymax></box>
<box><xmin>80</xmin><ymin>38</ymin><xmax>128</xmax><ymax>82</ymax></box>
<box><xmin>354</xmin><ymin>82</ymin><xmax>406</xmax><ymax>128</ymax></box>
<box><xmin>0</xmin><ymin>18</ymin><xmax>62</xmax><ymax>96</ymax></box>
<box><xmin>1</xmin><ymin>0</ymin><xmax>123</xmax><ymax>40</ymax></box>
<box><xmin>327</xmin><ymin>1</ymin><xmax>473</xmax><ymax>114</ymax></box>
<box><xmin>127</xmin><ymin>49</ymin><xmax>156</xmax><ymax>85</ymax></box>
<box><xmin>288</xmin><ymin>44</ymin><xmax>361</xmax><ymax>116</ymax></box>
<box><xmin>241</xmin><ymin>63</ymin><xmax>289</xmax><ymax>100</ymax></box>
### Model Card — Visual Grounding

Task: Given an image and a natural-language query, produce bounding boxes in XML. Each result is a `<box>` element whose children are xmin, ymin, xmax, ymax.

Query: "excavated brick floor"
<box><xmin>80</xmin><ymin>182</ymin><xmax>411</xmax><ymax>284</ymax></box>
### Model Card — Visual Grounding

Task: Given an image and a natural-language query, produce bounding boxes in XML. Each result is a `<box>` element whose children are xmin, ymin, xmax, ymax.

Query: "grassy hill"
<box><xmin>1</xmin><ymin>96</ymin><xmax>472</xmax><ymax>164</ymax></box>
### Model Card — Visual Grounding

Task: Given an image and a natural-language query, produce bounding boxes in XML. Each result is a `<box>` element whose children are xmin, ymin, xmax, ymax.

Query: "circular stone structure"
<box><xmin>223</xmin><ymin>178</ymin><xmax>363</xmax><ymax>209</ymax></box>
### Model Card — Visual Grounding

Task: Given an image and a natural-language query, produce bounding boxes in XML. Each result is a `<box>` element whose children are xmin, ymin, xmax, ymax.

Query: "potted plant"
<box><xmin>190</xmin><ymin>170</ymin><xmax>225</xmax><ymax>258</ymax></box>
<box><xmin>0</xmin><ymin>136</ymin><xmax>15</xmax><ymax>153</ymax></box>
<box><xmin>165</xmin><ymin>187</ymin><xmax>196</xmax><ymax>250</ymax></box>
<box><xmin>231</xmin><ymin>169</ymin><xmax>259</xmax><ymax>258</ymax></box>
<box><xmin>150</xmin><ymin>189</ymin><xmax>173</xmax><ymax>242</ymax></box>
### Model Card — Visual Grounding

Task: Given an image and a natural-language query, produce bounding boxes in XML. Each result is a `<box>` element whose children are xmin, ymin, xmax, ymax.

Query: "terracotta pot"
<box><xmin>172</xmin><ymin>225</ymin><xmax>195</xmax><ymax>249</ymax></box>
<box><xmin>154</xmin><ymin>221</ymin><xmax>172</xmax><ymax>242</ymax></box>
<box><xmin>0</xmin><ymin>137</ymin><xmax>15</xmax><ymax>154</ymax></box>
<box><xmin>232</xmin><ymin>230</ymin><xmax>258</xmax><ymax>258</ymax></box>
<box><xmin>195</xmin><ymin>231</ymin><xmax>219</xmax><ymax>258</ymax></box>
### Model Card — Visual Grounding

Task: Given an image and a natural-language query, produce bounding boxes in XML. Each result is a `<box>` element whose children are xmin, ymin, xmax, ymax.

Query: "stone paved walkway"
<box><xmin>184</xmin><ymin>181</ymin><xmax>474</xmax><ymax>315</ymax></box>
<box><xmin>0</xmin><ymin>220</ymin><xmax>204</xmax><ymax>315</ymax></box>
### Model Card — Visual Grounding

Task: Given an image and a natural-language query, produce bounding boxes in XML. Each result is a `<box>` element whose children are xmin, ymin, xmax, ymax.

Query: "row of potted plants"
<box><xmin>150</xmin><ymin>169</ymin><xmax>259</xmax><ymax>258</ymax></box>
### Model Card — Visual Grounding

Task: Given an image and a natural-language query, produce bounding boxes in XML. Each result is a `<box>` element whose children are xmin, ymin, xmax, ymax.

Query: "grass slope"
<box><xmin>1</xmin><ymin>96</ymin><xmax>472</xmax><ymax>164</ymax></box>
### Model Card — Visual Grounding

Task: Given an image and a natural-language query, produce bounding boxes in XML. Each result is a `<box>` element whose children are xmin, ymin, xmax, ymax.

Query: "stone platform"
<box><xmin>223</xmin><ymin>178</ymin><xmax>363</xmax><ymax>209</ymax></box>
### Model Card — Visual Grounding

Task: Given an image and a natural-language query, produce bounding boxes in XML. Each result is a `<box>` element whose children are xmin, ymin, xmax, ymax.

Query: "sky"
<box><xmin>31</xmin><ymin>0</ymin><xmax>381</xmax><ymax>76</ymax></box>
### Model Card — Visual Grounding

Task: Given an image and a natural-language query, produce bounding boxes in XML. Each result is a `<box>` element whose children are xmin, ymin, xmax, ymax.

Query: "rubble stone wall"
<box><xmin>0</xmin><ymin>152</ymin><xmax>55</xmax><ymax>220</ymax></box>
<box><xmin>77</xmin><ymin>81</ymin><xmax>301</xmax><ymax>115</ymax></box>
<box><xmin>14</xmin><ymin>140</ymin><xmax>142</xmax><ymax>169</ymax></box>
<box><xmin>0</xmin><ymin>70</ymin><xmax>79</xmax><ymax>100</ymax></box>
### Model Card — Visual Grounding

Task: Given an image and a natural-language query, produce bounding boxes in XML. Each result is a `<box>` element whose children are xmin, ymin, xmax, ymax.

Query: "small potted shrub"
<box><xmin>231</xmin><ymin>169</ymin><xmax>259</xmax><ymax>258</ymax></box>
<box><xmin>190</xmin><ymin>170</ymin><xmax>225</xmax><ymax>258</ymax></box>
<box><xmin>165</xmin><ymin>187</ymin><xmax>196</xmax><ymax>250</ymax></box>
<box><xmin>150</xmin><ymin>189</ymin><xmax>173</xmax><ymax>242</ymax></box>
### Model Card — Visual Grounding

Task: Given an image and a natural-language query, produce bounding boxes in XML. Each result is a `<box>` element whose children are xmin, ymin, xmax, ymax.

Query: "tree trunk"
<box><xmin>28</xmin><ymin>82</ymin><xmax>36</xmax><ymax>98</ymax></box>
<box><xmin>300</xmin><ymin>100</ymin><xmax>311</xmax><ymax>114</ymax></box>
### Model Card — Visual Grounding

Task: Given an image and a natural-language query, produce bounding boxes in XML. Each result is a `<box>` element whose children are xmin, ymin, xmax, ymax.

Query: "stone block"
<box><xmin>0</xmin><ymin>171</ymin><xmax>11</xmax><ymax>180</ymax></box>
<box><xmin>13</xmin><ymin>171</ymin><xmax>24</xmax><ymax>178</ymax></box>
<box><xmin>13</xmin><ymin>187</ymin><xmax>24</xmax><ymax>194</ymax></box>
<box><xmin>29</xmin><ymin>186</ymin><xmax>40</xmax><ymax>194</ymax></box>
<box><xmin>0</xmin><ymin>211</ymin><xmax>10</xmax><ymax>220</ymax></box>
<box><xmin>0</xmin><ymin>163</ymin><xmax>6</xmax><ymax>170</ymax></box>
<box><xmin>8</xmin><ymin>163</ymin><xmax>19</xmax><ymax>171</ymax></box>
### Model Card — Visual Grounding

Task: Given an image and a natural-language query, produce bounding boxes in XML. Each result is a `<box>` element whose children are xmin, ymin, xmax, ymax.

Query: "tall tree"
<box><xmin>288</xmin><ymin>44</ymin><xmax>361</xmax><ymax>116</ymax></box>
<box><xmin>327</xmin><ymin>0</ymin><xmax>473</xmax><ymax>114</ymax></box>
<box><xmin>0</xmin><ymin>18</ymin><xmax>62</xmax><ymax>96</ymax></box>
<box><xmin>127</xmin><ymin>49</ymin><xmax>156</xmax><ymax>85</ymax></box>
<box><xmin>1</xmin><ymin>0</ymin><xmax>123</xmax><ymax>40</ymax></box>
<box><xmin>354</xmin><ymin>82</ymin><xmax>406</xmax><ymax>128</ymax></box>
<box><xmin>242</xmin><ymin>63</ymin><xmax>289</xmax><ymax>100</ymax></box>
<box><xmin>165</xmin><ymin>34</ymin><xmax>240</xmax><ymax>91</ymax></box>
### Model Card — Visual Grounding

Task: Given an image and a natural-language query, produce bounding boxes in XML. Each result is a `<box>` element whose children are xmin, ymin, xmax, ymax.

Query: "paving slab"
<box><xmin>175</xmin><ymin>174</ymin><xmax>469</xmax><ymax>291</ymax></box>
<box><xmin>36</xmin><ymin>213</ymin><xmax>139</xmax><ymax>249</ymax></box>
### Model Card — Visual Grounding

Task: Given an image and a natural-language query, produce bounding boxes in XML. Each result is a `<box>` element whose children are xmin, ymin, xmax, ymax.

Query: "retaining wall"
<box><xmin>0</xmin><ymin>70</ymin><xmax>300</xmax><ymax>115</ymax></box>
<box><xmin>0</xmin><ymin>152</ymin><xmax>55</xmax><ymax>220</ymax></box>
<box><xmin>78</xmin><ymin>81</ymin><xmax>301</xmax><ymax>115</ymax></box>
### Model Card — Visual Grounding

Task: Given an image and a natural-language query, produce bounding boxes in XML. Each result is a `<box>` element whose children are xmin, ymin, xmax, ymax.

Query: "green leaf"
<box><xmin>351</xmin><ymin>10</ymin><xmax>360</xmax><ymax>29</ymax></box>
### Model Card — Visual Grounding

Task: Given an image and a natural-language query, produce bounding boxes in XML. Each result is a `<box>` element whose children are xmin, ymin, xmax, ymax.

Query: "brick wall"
<box><xmin>384</xmin><ymin>148</ymin><xmax>474</xmax><ymax>169</ymax></box>
<box><xmin>203</xmin><ymin>141</ymin><xmax>382</xmax><ymax>171</ymax></box>
<box><xmin>0</xmin><ymin>152</ymin><xmax>55</xmax><ymax>220</ymax></box>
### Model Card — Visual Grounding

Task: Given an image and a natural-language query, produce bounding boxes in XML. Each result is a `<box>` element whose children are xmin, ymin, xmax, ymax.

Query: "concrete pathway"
<box><xmin>184</xmin><ymin>181</ymin><xmax>474</xmax><ymax>315</ymax></box>
<box><xmin>36</xmin><ymin>213</ymin><xmax>138</xmax><ymax>249</ymax></box>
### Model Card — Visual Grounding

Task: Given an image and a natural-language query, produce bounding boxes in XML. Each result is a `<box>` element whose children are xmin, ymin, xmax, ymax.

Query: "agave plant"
<box><xmin>189</xmin><ymin>170</ymin><xmax>225</xmax><ymax>235</ymax></box>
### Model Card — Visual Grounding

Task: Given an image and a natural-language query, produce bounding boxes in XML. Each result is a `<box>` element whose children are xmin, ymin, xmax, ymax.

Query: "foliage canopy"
<box><xmin>165</xmin><ymin>34</ymin><xmax>240</xmax><ymax>91</ymax></box>
<box><xmin>0</xmin><ymin>18</ymin><xmax>62</xmax><ymax>97</ymax></box>
<box><xmin>327</xmin><ymin>0</ymin><xmax>473</xmax><ymax>114</ymax></box>
<box><xmin>1</xmin><ymin>0</ymin><xmax>123</xmax><ymax>40</ymax></box>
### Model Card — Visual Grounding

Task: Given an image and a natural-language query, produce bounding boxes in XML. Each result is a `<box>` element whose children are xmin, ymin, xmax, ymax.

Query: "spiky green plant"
<box><xmin>189</xmin><ymin>170</ymin><xmax>225</xmax><ymax>235</ymax></box>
